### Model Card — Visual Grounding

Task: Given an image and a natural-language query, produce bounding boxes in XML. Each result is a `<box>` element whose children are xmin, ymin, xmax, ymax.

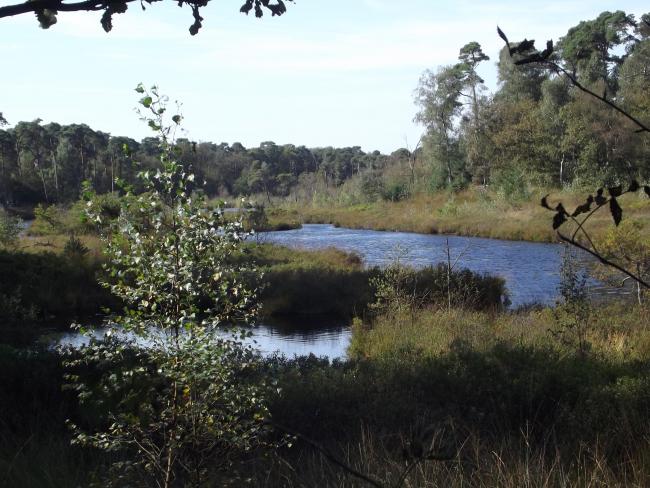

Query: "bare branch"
<box><xmin>557</xmin><ymin>231</ymin><xmax>650</xmax><ymax>289</ymax></box>
<box><xmin>546</xmin><ymin>61</ymin><xmax>650</xmax><ymax>134</ymax></box>
<box><xmin>0</xmin><ymin>0</ymin><xmax>293</xmax><ymax>34</ymax></box>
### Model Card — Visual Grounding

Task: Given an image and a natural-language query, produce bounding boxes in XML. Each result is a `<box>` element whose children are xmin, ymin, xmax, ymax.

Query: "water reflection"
<box><xmin>50</xmin><ymin>316</ymin><xmax>351</xmax><ymax>360</ymax></box>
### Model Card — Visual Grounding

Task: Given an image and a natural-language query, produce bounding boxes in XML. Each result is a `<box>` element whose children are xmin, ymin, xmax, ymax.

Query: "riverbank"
<box><xmin>3</xmin><ymin>302</ymin><xmax>650</xmax><ymax>486</ymax></box>
<box><xmin>261</xmin><ymin>302</ymin><xmax>650</xmax><ymax>486</ymax></box>
<box><xmin>1</xmin><ymin>239</ymin><xmax>504</xmax><ymax>346</ymax></box>
<box><xmin>268</xmin><ymin>188</ymin><xmax>650</xmax><ymax>243</ymax></box>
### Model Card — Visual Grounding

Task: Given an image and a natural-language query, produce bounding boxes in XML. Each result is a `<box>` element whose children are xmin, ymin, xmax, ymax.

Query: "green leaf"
<box><xmin>172</xmin><ymin>115</ymin><xmax>182</xmax><ymax>124</ymax></box>
<box><xmin>141</xmin><ymin>96</ymin><xmax>153</xmax><ymax>108</ymax></box>
<box><xmin>134</xmin><ymin>84</ymin><xmax>145</xmax><ymax>94</ymax></box>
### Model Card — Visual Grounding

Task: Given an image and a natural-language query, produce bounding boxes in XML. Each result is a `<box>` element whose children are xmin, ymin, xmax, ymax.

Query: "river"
<box><xmin>262</xmin><ymin>224</ymin><xmax>624</xmax><ymax>308</ymax></box>
<box><xmin>54</xmin><ymin>224</ymin><xmax>630</xmax><ymax>360</ymax></box>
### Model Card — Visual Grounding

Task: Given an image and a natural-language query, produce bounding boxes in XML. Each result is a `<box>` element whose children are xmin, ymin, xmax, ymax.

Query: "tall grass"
<box><xmin>3</xmin><ymin>303</ymin><xmax>650</xmax><ymax>486</ymax></box>
<box><xmin>243</xmin><ymin>244</ymin><xmax>505</xmax><ymax>317</ymax></box>
<box><xmin>273</xmin><ymin>187</ymin><xmax>650</xmax><ymax>243</ymax></box>
<box><xmin>251</xmin><ymin>427</ymin><xmax>650</xmax><ymax>487</ymax></box>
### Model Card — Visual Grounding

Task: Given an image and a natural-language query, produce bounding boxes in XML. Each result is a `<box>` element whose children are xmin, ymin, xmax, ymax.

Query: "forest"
<box><xmin>1</xmin><ymin>11</ymin><xmax>649</xmax><ymax>212</ymax></box>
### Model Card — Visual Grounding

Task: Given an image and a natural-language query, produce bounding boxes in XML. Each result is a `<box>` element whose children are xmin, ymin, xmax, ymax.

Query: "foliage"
<box><xmin>542</xmin><ymin>181</ymin><xmax>650</xmax><ymax>290</ymax></box>
<box><xmin>250</xmin><ymin>244</ymin><xmax>506</xmax><ymax>317</ymax></box>
<box><xmin>497</xmin><ymin>16</ymin><xmax>650</xmax><ymax>291</ymax></box>
<box><xmin>242</xmin><ymin>201</ymin><xmax>270</xmax><ymax>233</ymax></box>
<box><xmin>491</xmin><ymin>166</ymin><xmax>531</xmax><ymax>203</ymax></box>
<box><xmin>0</xmin><ymin>249</ymin><xmax>109</xmax><ymax>330</ymax></box>
<box><xmin>369</xmin><ymin>247</ymin><xmax>420</xmax><ymax>318</ymax></box>
<box><xmin>0</xmin><ymin>0</ymin><xmax>293</xmax><ymax>34</ymax></box>
<box><xmin>598</xmin><ymin>219</ymin><xmax>650</xmax><ymax>304</ymax></box>
<box><xmin>551</xmin><ymin>246</ymin><xmax>592</xmax><ymax>356</ymax></box>
<box><xmin>63</xmin><ymin>85</ymin><xmax>276</xmax><ymax>486</ymax></box>
<box><xmin>0</xmin><ymin>120</ymin><xmax>391</xmax><ymax>208</ymax></box>
<box><xmin>0</xmin><ymin>208</ymin><xmax>21</xmax><ymax>248</ymax></box>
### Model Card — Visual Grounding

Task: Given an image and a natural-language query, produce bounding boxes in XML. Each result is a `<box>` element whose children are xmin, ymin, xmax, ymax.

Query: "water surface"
<box><xmin>262</xmin><ymin>224</ymin><xmax>627</xmax><ymax>308</ymax></box>
<box><xmin>52</xmin><ymin>224</ymin><xmax>629</xmax><ymax>360</ymax></box>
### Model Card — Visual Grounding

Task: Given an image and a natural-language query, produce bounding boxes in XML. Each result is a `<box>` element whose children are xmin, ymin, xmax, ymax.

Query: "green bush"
<box><xmin>0</xmin><ymin>208</ymin><xmax>21</xmax><ymax>248</ymax></box>
<box><xmin>0</xmin><ymin>250</ymin><xmax>112</xmax><ymax>331</ymax></box>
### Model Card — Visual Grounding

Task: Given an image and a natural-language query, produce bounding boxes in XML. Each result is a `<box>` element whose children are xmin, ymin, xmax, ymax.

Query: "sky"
<box><xmin>1</xmin><ymin>0</ymin><xmax>648</xmax><ymax>153</ymax></box>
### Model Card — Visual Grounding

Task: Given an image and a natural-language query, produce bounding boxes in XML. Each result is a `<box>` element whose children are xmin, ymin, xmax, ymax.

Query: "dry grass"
<box><xmin>253</xmin><ymin>426</ymin><xmax>650</xmax><ymax>487</ymax></box>
<box><xmin>273</xmin><ymin>188</ymin><xmax>650</xmax><ymax>243</ymax></box>
<box><xmin>350</xmin><ymin>304</ymin><xmax>650</xmax><ymax>361</ymax></box>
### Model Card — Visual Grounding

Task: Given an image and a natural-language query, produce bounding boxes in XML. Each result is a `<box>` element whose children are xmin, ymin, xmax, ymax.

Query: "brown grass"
<box><xmin>273</xmin><ymin>188</ymin><xmax>650</xmax><ymax>243</ymax></box>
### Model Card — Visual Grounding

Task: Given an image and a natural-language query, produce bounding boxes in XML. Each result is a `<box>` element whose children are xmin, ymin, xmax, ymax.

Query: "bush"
<box><xmin>0</xmin><ymin>250</ymin><xmax>111</xmax><ymax>330</ymax></box>
<box><xmin>0</xmin><ymin>208</ymin><xmax>21</xmax><ymax>248</ymax></box>
<box><xmin>492</xmin><ymin>166</ymin><xmax>531</xmax><ymax>203</ymax></box>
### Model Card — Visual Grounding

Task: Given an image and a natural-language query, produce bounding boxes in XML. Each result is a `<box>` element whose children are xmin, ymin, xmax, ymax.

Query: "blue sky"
<box><xmin>1</xmin><ymin>0</ymin><xmax>647</xmax><ymax>153</ymax></box>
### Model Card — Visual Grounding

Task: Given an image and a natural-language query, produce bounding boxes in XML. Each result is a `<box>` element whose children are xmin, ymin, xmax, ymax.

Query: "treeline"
<box><xmin>415</xmin><ymin>10</ymin><xmax>650</xmax><ymax>192</ymax></box>
<box><xmin>0</xmin><ymin>118</ymin><xmax>394</xmax><ymax>206</ymax></box>
<box><xmin>3</xmin><ymin>11</ymin><xmax>649</xmax><ymax>209</ymax></box>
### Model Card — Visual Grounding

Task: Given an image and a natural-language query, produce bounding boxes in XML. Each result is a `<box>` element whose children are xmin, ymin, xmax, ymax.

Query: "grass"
<box><xmin>257</xmin><ymin>302</ymin><xmax>650</xmax><ymax>486</ymax></box>
<box><xmin>2</xmin><ymin>302</ymin><xmax>650</xmax><ymax>486</ymax></box>
<box><xmin>245</xmin><ymin>244</ymin><xmax>505</xmax><ymax>317</ymax></box>
<box><xmin>271</xmin><ymin>187</ymin><xmax>650</xmax><ymax>243</ymax></box>
<box><xmin>348</xmin><ymin>303</ymin><xmax>650</xmax><ymax>361</ymax></box>
<box><xmin>250</xmin><ymin>428</ymin><xmax>650</xmax><ymax>487</ymax></box>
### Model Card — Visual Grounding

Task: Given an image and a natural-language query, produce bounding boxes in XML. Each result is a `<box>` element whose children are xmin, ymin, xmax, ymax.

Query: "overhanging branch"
<box><xmin>0</xmin><ymin>0</ymin><xmax>292</xmax><ymax>34</ymax></box>
<box><xmin>558</xmin><ymin>231</ymin><xmax>650</xmax><ymax>290</ymax></box>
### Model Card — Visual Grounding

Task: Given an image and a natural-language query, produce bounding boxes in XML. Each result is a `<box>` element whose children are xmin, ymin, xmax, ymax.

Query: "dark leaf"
<box><xmin>610</xmin><ymin>197</ymin><xmax>623</xmax><ymax>226</ymax></box>
<box><xmin>240</xmin><ymin>0</ymin><xmax>253</xmax><ymax>14</ymax></box>
<box><xmin>515</xmin><ymin>54</ymin><xmax>544</xmax><ymax>65</ymax></box>
<box><xmin>553</xmin><ymin>212</ymin><xmax>567</xmax><ymax>230</ymax></box>
<box><xmin>555</xmin><ymin>202</ymin><xmax>566</xmax><ymax>214</ymax></box>
<box><xmin>35</xmin><ymin>8</ymin><xmax>58</xmax><ymax>29</ymax></box>
<box><xmin>608</xmin><ymin>185</ymin><xmax>622</xmax><ymax>197</ymax></box>
<box><xmin>101</xmin><ymin>10</ymin><xmax>113</xmax><ymax>32</ymax></box>
<box><xmin>540</xmin><ymin>39</ymin><xmax>553</xmax><ymax>59</ymax></box>
<box><xmin>497</xmin><ymin>26</ymin><xmax>509</xmax><ymax>46</ymax></box>
<box><xmin>511</xmin><ymin>38</ymin><xmax>535</xmax><ymax>55</ymax></box>
<box><xmin>595</xmin><ymin>188</ymin><xmax>607</xmax><ymax>205</ymax></box>
<box><xmin>571</xmin><ymin>200</ymin><xmax>592</xmax><ymax>217</ymax></box>
<box><xmin>628</xmin><ymin>180</ymin><xmax>639</xmax><ymax>192</ymax></box>
<box><xmin>541</xmin><ymin>194</ymin><xmax>552</xmax><ymax>210</ymax></box>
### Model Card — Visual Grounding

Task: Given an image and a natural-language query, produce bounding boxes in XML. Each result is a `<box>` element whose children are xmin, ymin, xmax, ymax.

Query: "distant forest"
<box><xmin>0</xmin><ymin>122</ymin><xmax>392</xmax><ymax>206</ymax></box>
<box><xmin>1</xmin><ymin>10</ymin><xmax>649</xmax><ymax>208</ymax></box>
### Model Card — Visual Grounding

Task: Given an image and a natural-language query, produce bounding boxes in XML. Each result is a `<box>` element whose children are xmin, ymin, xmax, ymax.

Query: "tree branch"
<box><xmin>557</xmin><ymin>231</ymin><xmax>650</xmax><ymax>289</ymax></box>
<box><xmin>0</xmin><ymin>0</ymin><xmax>131</xmax><ymax>18</ymax></box>
<box><xmin>0</xmin><ymin>0</ymin><xmax>292</xmax><ymax>33</ymax></box>
<box><xmin>546</xmin><ymin>61</ymin><xmax>650</xmax><ymax>134</ymax></box>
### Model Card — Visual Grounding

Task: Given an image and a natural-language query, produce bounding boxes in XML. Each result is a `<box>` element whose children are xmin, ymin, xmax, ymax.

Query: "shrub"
<box><xmin>64</xmin><ymin>85</ymin><xmax>278</xmax><ymax>487</ymax></box>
